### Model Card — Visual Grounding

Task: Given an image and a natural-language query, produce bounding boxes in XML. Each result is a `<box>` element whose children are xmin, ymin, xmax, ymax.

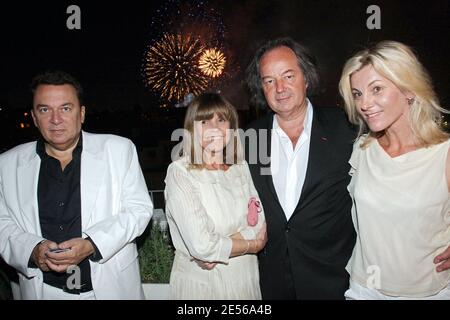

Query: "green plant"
<box><xmin>138</xmin><ymin>223</ymin><xmax>174</xmax><ymax>283</ymax></box>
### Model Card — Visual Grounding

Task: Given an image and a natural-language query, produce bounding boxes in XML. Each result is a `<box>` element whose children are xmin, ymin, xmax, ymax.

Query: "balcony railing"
<box><xmin>149</xmin><ymin>190</ymin><xmax>167</xmax><ymax>231</ymax></box>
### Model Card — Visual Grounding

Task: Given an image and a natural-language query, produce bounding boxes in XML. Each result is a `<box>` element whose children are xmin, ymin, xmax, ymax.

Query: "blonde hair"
<box><xmin>182</xmin><ymin>92</ymin><xmax>242</xmax><ymax>169</ymax></box>
<box><xmin>339</xmin><ymin>40</ymin><xmax>448</xmax><ymax>147</ymax></box>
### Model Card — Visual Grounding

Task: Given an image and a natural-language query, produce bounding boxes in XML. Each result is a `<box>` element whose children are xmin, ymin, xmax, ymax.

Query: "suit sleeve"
<box><xmin>83</xmin><ymin>141</ymin><xmax>153</xmax><ymax>263</ymax></box>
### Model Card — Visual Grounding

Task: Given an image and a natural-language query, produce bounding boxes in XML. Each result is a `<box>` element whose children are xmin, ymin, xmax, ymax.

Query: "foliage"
<box><xmin>138</xmin><ymin>223</ymin><xmax>174</xmax><ymax>283</ymax></box>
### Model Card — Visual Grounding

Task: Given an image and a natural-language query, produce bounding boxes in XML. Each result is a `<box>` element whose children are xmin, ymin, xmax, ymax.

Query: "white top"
<box><xmin>271</xmin><ymin>100</ymin><xmax>313</xmax><ymax>220</ymax></box>
<box><xmin>346</xmin><ymin>135</ymin><xmax>450</xmax><ymax>297</ymax></box>
<box><xmin>164</xmin><ymin>157</ymin><xmax>265</xmax><ymax>299</ymax></box>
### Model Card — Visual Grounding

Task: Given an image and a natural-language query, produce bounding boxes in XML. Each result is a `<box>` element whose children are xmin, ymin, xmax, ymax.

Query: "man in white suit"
<box><xmin>0</xmin><ymin>71</ymin><xmax>153</xmax><ymax>299</ymax></box>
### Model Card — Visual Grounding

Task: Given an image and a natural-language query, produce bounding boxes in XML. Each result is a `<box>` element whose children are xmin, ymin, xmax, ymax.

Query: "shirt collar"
<box><xmin>273</xmin><ymin>99</ymin><xmax>314</xmax><ymax>140</ymax></box>
<box><xmin>36</xmin><ymin>133</ymin><xmax>83</xmax><ymax>160</ymax></box>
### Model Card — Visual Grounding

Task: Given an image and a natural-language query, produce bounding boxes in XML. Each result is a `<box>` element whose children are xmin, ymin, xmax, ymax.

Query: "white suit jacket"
<box><xmin>0</xmin><ymin>131</ymin><xmax>153</xmax><ymax>299</ymax></box>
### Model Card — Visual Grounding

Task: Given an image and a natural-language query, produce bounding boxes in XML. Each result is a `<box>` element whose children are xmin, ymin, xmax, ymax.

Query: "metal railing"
<box><xmin>149</xmin><ymin>189</ymin><xmax>164</xmax><ymax>205</ymax></box>
<box><xmin>149</xmin><ymin>190</ymin><xmax>167</xmax><ymax>231</ymax></box>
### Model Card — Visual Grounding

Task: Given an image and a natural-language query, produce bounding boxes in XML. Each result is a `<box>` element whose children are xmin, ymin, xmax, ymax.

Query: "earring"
<box><xmin>407</xmin><ymin>97</ymin><xmax>415</xmax><ymax>105</ymax></box>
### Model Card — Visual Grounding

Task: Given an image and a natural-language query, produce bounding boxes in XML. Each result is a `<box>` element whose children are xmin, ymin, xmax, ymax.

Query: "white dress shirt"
<box><xmin>270</xmin><ymin>100</ymin><xmax>313</xmax><ymax>220</ymax></box>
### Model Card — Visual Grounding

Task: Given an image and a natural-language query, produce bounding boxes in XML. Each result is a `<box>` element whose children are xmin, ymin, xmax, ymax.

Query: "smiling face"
<box><xmin>350</xmin><ymin>65</ymin><xmax>412</xmax><ymax>133</ymax></box>
<box><xmin>31</xmin><ymin>84</ymin><xmax>85</xmax><ymax>152</ymax></box>
<box><xmin>259</xmin><ymin>46</ymin><xmax>308</xmax><ymax>119</ymax></box>
<box><xmin>194</xmin><ymin>112</ymin><xmax>231</xmax><ymax>155</ymax></box>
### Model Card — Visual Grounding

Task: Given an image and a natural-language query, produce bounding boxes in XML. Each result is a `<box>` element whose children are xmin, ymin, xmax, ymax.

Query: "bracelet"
<box><xmin>242</xmin><ymin>240</ymin><xmax>250</xmax><ymax>255</ymax></box>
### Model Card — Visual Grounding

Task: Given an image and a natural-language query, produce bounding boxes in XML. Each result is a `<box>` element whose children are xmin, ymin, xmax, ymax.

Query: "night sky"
<box><xmin>0</xmin><ymin>0</ymin><xmax>449</xmax><ymax>112</ymax></box>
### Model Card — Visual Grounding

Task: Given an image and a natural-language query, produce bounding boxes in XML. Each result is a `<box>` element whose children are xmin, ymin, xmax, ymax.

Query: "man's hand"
<box><xmin>31</xmin><ymin>240</ymin><xmax>59</xmax><ymax>272</ymax></box>
<box><xmin>251</xmin><ymin>222</ymin><xmax>267</xmax><ymax>253</ymax></box>
<box><xmin>230</xmin><ymin>223</ymin><xmax>267</xmax><ymax>255</ymax></box>
<box><xmin>256</xmin><ymin>223</ymin><xmax>267</xmax><ymax>242</ymax></box>
<box><xmin>45</xmin><ymin>238</ymin><xmax>94</xmax><ymax>273</ymax></box>
<box><xmin>434</xmin><ymin>245</ymin><xmax>450</xmax><ymax>272</ymax></box>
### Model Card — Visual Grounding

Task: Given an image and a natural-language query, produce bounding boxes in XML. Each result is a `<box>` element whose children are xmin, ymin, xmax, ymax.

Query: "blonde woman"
<box><xmin>164</xmin><ymin>92</ymin><xmax>266</xmax><ymax>299</ymax></box>
<box><xmin>339</xmin><ymin>40</ymin><xmax>450</xmax><ymax>299</ymax></box>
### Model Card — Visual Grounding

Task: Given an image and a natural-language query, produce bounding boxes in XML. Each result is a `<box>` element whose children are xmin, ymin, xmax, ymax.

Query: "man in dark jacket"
<box><xmin>245</xmin><ymin>37</ymin><xmax>356</xmax><ymax>300</ymax></box>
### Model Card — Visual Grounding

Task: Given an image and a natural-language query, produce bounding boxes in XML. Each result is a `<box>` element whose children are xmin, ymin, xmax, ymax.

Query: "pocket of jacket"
<box><xmin>116</xmin><ymin>243</ymin><xmax>139</xmax><ymax>271</ymax></box>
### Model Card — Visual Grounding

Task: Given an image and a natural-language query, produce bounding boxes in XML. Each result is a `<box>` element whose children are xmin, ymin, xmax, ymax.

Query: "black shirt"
<box><xmin>36</xmin><ymin>135</ymin><xmax>93</xmax><ymax>290</ymax></box>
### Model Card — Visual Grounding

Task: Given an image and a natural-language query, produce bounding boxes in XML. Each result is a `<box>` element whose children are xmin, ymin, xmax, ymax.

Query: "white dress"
<box><xmin>346</xmin><ymin>135</ymin><xmax>450</xmax><ymax>298</ymax></box>
<box><xmin>164</xmin><ymin>157</ymin><xmax>265</xmax><ymax>299</ymax></box>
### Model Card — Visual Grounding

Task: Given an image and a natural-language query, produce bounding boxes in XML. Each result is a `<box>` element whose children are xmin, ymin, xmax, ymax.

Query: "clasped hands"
<box><xmin>31</xmin><ymin>237</ymin><xmax>95</xmax><ymax>273</ymax></box>
<box><xmin>193</xmin><ymin>223</ymin><xmax>267</xmax><ymax>271</ymax></box>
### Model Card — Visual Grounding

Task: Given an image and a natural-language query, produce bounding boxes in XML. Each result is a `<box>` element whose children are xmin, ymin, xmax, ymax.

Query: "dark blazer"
<box><xmin>245</xmin><ymin>106</ymin><xmax>356</xmax><ymax>300</ymax></box>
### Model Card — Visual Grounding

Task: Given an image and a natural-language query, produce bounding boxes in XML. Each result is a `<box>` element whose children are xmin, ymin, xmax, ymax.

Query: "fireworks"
<box><xmin>143</xmin><ymin>1</ymin><xmax>233</xmax><ymax>105</ymax></box>
<box><xmin>199</xmin><ymin>48</ymin><xmax>226</xmax><ymax>78</ymax></box>
<box><xmin>149</xmin><ymin>0</ymin><xmax>226</xmax><ymax>44</ymax></box>
<box><xmin>143</xmin><ymin>33</ymin><xmax>209</xmax><ymax>103</ymax></box>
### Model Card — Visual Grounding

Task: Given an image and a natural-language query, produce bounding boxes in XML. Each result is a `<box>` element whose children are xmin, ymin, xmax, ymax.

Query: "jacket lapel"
<box><xmin>258</xmin><ymin>113</ymin><xmax>286</xmax><ymax>222</ymax></box>
<box><xmin>294</xmin><ymin>108</ymin><xmax>330</xmax><ymax>214</ymax></box>
<box><xmin>80</xmin><ymin>132</ymin><xmax>106</xmax><ymax>230</ymax></box>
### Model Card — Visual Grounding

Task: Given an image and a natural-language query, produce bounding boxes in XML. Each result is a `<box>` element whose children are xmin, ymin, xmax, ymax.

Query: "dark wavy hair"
<box><xmin>30</xmin><ymin>70</ymin><xmax>84</xmax><ymax>105</ymax></box>
<box><xmin>245</xmin><ymin>37</ymin><xmax>319</xmax><ymax>109</ymax></box>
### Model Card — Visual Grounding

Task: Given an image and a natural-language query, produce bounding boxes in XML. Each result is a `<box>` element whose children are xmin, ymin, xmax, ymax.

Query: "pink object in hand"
<box><xmin>247</xmin><ymin>197</ymin><xmax>261</xmax><ymax>226</ymax></box>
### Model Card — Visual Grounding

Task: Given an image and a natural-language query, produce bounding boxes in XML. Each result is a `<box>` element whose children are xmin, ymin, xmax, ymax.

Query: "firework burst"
<box><xmin>143</xmin><ymin>33</ymin><xmax>209</xmax><ymax>102</ymax></box>
<box><xmin>143</xmin><ymin>1</ymin><xmax>236</xmax><ymax>106</ymax></box>
<box><xmin>198</xmin><ymin>48</ymin><xmax>226</xmax><ymax>78</ymax></box>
